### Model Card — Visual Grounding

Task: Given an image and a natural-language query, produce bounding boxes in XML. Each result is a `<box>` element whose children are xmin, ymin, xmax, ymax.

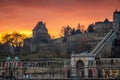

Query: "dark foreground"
<box><xmin>0</xmin><ymin>78</ymin><xmax>119</xmax><ymax>80</ymax></box>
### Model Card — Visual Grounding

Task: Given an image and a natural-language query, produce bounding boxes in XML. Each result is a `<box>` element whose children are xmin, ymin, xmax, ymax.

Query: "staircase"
<box><xmin>90</xmin><ymin>29</ymin><xmax>117</xmax><ymax>58</ymax></box>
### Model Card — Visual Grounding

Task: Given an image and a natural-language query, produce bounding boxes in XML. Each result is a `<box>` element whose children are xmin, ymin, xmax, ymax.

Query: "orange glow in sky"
<box><xmin>0</xmin><ymin>0</ymin><xmax>120</xmax><ymax>38</ymax></box>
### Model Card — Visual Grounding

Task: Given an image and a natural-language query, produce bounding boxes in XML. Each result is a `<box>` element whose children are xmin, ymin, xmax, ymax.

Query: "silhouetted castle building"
<box><xmin>32</xmin><ymin>21</ymin><xmax>50</xmax><ymax>41</ymax></box>
<box><xmin>94</xmin><ymin>18</ymin><xmax>113</xmax><ymax>33</ymax></box>
<box><xmin>23</xmin><ymin>19</ymin><xmax>113</xmax><ymax>54</ymax></box>
<box><xmin>23</xmin><ymin>10</ymin><xmax>119</xmax><ymax>55</ymax></box>
<box><xmin>23</xmin><ymin>21</ymin><xmax>50</xmax><ymax>53</ymax></box>
<box><xmin>111</xmin><ymin>10</ymin><xmax>120</xmax><ymax>57</ymax></box>
<box><xmin>113</xmin><ymin>10</ymin><xmax>120</xmax><ymax>31</ymax></box>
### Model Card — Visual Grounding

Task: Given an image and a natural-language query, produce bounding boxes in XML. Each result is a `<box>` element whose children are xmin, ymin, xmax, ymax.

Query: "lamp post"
<box><xmin>6</xmin><ymin>56</ymin><xmax>11</xmax><ymax>78</ymax></box>
<box><xmin>5</xmin><ymin>55</ymin><xmax>20</xmax><ymax>79</ymax></box>
<box><xmin>14</xmin><ymin>56</ymin><xmax>19</xmax><ymax>78</ymax></box>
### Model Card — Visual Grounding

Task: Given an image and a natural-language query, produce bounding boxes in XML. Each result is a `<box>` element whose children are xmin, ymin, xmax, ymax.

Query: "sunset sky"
<box><xmin>0</xmin><ymin>0</ymin><xmax>120</xmax><ymax>38</ymax></box>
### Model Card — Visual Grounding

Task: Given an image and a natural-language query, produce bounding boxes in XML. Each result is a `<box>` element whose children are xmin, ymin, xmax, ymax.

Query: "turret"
<box><xmin>32</xmin><ymin>21</ymin><xmax>50</xmax><ymax>41</ymax></box>
<box><xmin>32</xmin><ymin>21</ymin><xmax>48</xmax><ymax>38</ymax></box>
<box><xmin>113</xmin><ymin>9</ymin><xmax>120</xmax><ymax>31</ymax></box>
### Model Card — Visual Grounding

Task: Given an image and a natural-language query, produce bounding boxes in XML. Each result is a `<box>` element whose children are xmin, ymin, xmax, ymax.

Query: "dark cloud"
<box><xmin>0</xmin><ymin>0</ymin><xmax>119</xmax><ymax>14</ymax></box>
<box><xmin>0</xmin><ymin>0</ymin><xmax>119</xmax><ymax>20</ymax></box>
<box><xmin>0</xmin><ymin>0</ymin><xmax>118</xmax><ymax>9</ymax></box>
<box><xmin>0</xmin><ymin>0</ymin><xmax>119</xmax><ymax>15</ymax></box>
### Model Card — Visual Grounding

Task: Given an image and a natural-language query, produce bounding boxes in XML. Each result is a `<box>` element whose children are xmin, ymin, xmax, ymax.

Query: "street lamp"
<box><xmin>6</xmin><ymin>56</ymin><xmax>11</xmax><ymax>61</ymax></box>
<box><xmin>6</xmin><ymin>56</ymin><xmax>11</xmax><ymax>78</ymax></box>
<box><xmin>14</xmin><ymin>56</ymin><xmax>19</xmax><ymax>78</ymax></box>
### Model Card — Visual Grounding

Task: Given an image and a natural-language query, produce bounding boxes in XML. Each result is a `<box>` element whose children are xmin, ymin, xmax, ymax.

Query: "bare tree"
<box><xmin>60</xmin><ymin>26</ymin><xmax>72</xmax><ymax>37</ymax></box>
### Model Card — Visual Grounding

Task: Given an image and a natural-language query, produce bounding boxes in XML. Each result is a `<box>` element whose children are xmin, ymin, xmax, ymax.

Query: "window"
<box><xmin>111</xmin><ymin>59</ymin><xmax>113</xmax><ymax>65</ymax></box>
<box><xmin>88</xmin><ymin>69</ymin><xmax>92</xmax><ymax>78</ymax></box>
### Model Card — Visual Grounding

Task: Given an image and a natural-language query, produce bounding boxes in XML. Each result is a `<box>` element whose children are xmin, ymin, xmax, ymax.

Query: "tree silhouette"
<box><xmin>87</xmin><ymin>24</ymin><xmax>95</xmax><ymax>33</ymax></box>
<box><xmin>60</xmin><ymin>23</ymin><xmax>85</xmax><ymax>37</ymax></box>
<box><xmin>60</xmin><ymin>26</ymin><xmax>72</xmax><ymax>37</ymax></box>
<box><xmin>1</xmin><ymin>32</ymin><xmax>26</xmax><ymax>47</ymax></box>
<box><xmin>71</xmin><ymin>28</ymin><xmax>76</xmax><ymax>35</ymax></box>
<box><xmin>1</xmin><ymin>32</ymin><xmax>26</xmax><ymax>54</ymax></box>
<box><xmin>76</xmin><ymin>23</ymin><xmax>82</xmax><ymax>34</ymax></box>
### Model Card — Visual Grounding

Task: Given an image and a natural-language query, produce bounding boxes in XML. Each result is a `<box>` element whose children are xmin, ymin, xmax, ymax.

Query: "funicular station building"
<box><xmin>0</xmin><ymin>10</ymin><xmax>120</xmax><ymax>79</ymax></box>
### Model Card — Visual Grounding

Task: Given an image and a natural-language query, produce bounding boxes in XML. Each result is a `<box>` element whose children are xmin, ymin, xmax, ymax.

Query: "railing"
<box><xmin>1</xmin><ymin>66</ymin><xmax>120</xmax><ymax>80</ymax></box>
<box><xmin>90</xmin><ymin>29</ymin><xmax>116</xmax><ymax>57</ymax></box>
<box><xmin>0</xmin><ymin>59</ymin><xmax>120</xmax><ymax>80</ymax></box>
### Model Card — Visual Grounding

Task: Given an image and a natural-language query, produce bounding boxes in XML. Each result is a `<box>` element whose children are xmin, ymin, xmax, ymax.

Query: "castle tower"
<box><xmin>113</xmin><ymin>9</ymin><xmax>120</xmax><ymax>31</ymax></box>
<box><xmin>32</xmin><ymin>21</ymin><xmax>50</xmax><ymax>41</ymax></box>
<box><xmin>31</xmin><ymin>21</ymin><xmax>50</xmax><ymax>52</ymax></box>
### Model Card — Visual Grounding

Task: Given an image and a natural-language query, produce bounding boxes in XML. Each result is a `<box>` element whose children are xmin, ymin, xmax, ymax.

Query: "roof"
<box><xmin>95</xmin><ymin>22</ymin><xmax>103</xmax><ymax>24</ymax></box>
<box><xmin>71</xmin><ymin>51</ymin><xmax>94</xmax><ymax>57</ymax></box>
<box><xmin>104</xmin><ymin>18</ymin><xmax>109</xmax><ymax>23</ymax></box>
<box><xmin>33</xmin><ymin>21</ymin><xmax>47</xmax><ymax>31</ymax></box>
<box><xmin>78</xmin><ymin>52</ymin><xmax>93</xmax><ymax>57</ymax></box>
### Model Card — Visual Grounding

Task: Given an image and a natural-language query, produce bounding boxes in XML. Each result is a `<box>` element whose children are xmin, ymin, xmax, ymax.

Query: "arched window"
<box><xmin>76</xmin><ymin>60</ymin><xmax>84</xmax><ymax>77</ymax></box>
<box><xmin>95</xmin><ymin>57</ymin><xmax>100</xmax><ymax>65</ymax></box>
<box><xmin>111</xmin><ymin>59</ymin><xmax>113</xmax><ymax>65</ymax></box>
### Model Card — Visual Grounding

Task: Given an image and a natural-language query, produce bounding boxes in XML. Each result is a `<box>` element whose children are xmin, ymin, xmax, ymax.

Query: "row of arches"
<box><xmin>22</xmin><ymin>61</ymin><xmax>69</xmax><ymax>68</ymax></box>
<box><xmin>75</xmin><ymin>60</ymin><xmax>119</xmax><ymax>78</ymax></box>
